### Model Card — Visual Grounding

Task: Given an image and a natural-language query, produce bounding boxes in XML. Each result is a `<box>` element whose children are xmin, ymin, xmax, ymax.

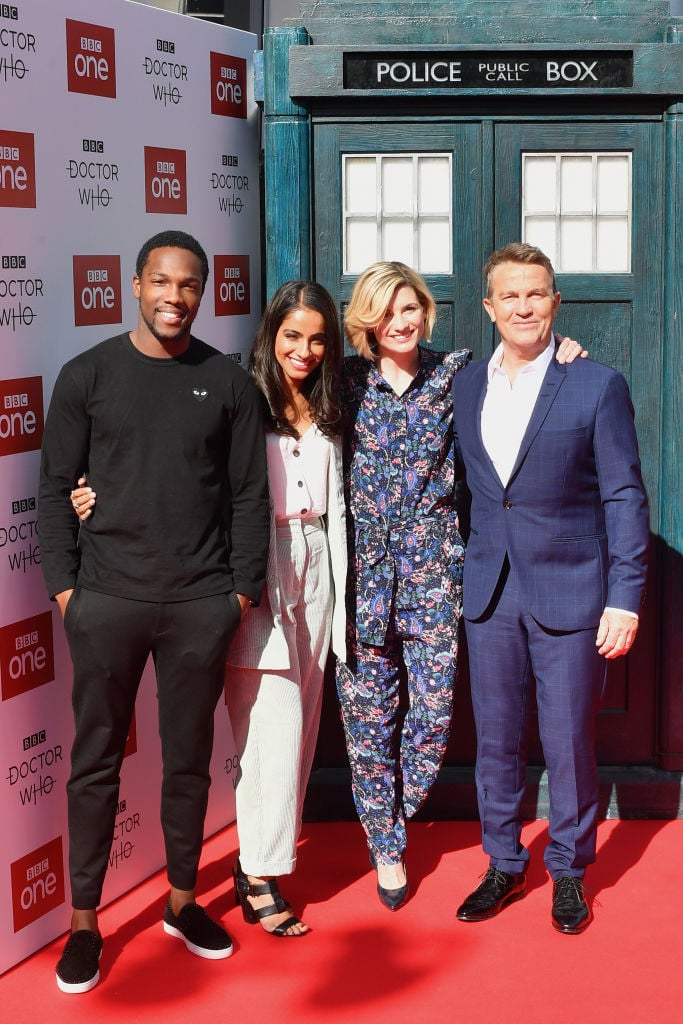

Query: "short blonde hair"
<box><xmin>344</xmin><ymin>261</ymin><xmax>437</xmax><ymax>361</ymax></box>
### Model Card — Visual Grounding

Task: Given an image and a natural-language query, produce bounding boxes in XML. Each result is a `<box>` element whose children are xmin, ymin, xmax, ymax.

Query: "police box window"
<box><xmin>522</xmin><ymin>152</ymin><xmax>632</xmax><ymax>274</ymax></box>
<box><xmin>343</xmin><ymin>153</ymin><xmax>452</xmax><ymax>275</ymax></box>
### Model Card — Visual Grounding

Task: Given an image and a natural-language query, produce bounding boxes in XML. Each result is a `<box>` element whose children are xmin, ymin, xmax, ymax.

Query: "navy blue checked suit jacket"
<box><xmin>452</xmin><ymin>353</ymin><xmax>649</xmax><ymax>631</ymax></box>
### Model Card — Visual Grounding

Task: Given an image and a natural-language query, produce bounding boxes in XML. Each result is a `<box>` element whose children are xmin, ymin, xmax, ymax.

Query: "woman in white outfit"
<box><xmin>226</xmin><ymin>281</ymin><xmax>346</xmax><ymax>936</ymax></box>
<box><xmin>71</xmin><ymin>280</ymin><xmax>346</xmax><ymax>938</ymax></box>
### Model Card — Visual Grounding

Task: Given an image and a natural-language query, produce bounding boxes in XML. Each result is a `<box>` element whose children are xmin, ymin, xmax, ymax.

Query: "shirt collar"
<box><xmin>487</xmin><ymin>334</ymin><xmax>556</xmax><ymax>384</ymax></box>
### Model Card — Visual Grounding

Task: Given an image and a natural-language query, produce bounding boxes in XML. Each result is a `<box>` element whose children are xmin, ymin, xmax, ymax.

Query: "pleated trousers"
<box><xmin>226</xmin><ymin>518</ymin><xmax>332</xmax><ymax>876</ymax></box>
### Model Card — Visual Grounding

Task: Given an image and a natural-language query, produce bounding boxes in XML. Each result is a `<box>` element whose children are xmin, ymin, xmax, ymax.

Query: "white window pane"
<box><xmin>597</xmin><ymin>218</ymin><xmax>630</xmax><ymax>272</ymax></box>
<box><xmin>418</xmin><ymin>157</ymin><xmax>451</xmax><ymax>214</ymax></box>
<box><xmin>345</xmin><ymin>158</ymin><xmax>377</xmax><ymax>214</ymax></box>
<box><xmin>597</xmin><ymin>156</ymin><xmax>630</xmax><ymax>214</ymax></box>
<box><xmin>346</xmin><ymin>220</ymin><xmax>378</xmax><ymax>273</ymax></box>
<box><xmin>382</xmin><ymin>158</ymin><xmax>413</xmax><ymax>214</ymax></box>
<box><xmin>524</xmin><ymin>217</ymin><xmax>557</xmax><ymax>265</ymax></box>
<box><xmin>381</xmin><ymin>219</ymin><xmax>414</xmax><ymax>264</ymax></box>
<box><xmin>561</xmin><ymin>219</ymin><xmax>593</xmax><ymax>271</ymax></box>
<box><xmin>523</xmin><ymin>157</ymin><xmax>557</xmax><ymax>213</ymax></box>
<box><xmin>417</xmin><ymin>220</ymin><xmax>451</xmax><ymax>273</ymax></box>
<box><xmin>560</xmin><ymin>157</ymin><xmax>593</xmax><ymax>214</ymax></box>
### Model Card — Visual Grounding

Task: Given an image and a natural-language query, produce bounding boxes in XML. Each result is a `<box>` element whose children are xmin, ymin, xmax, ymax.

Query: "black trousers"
<box><xmin>63</xmin><ymin>588</ymin><xmax>241</xmax><ymax>908</ymax></box>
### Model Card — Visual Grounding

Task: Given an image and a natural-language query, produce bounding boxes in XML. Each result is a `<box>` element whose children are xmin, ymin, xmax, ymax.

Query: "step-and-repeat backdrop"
<box><xmin>0</xmin><ymin>0</ymin><xmax>260</xmax><ymax>974</ymax></box>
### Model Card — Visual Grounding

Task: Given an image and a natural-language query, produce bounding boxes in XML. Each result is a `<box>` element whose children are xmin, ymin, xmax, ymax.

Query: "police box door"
<box><xmin>312</xmin><ymin>115</ymin><xmax>661</xmax><ymax>770</ymax></box>
<box><xmin>493</xmin><ymin>119</ymin><xmax>661</xmax><ymax>765</ymax></box>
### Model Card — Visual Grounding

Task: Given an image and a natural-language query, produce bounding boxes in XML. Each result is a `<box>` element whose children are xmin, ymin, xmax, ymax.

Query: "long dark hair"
<box><xmin>249</xmin><ymin>281</ymin><xmax>343</xmax><ymax>439</ymax></box>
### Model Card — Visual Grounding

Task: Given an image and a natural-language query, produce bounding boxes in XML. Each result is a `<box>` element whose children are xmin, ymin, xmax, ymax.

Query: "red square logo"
<box><xmin>0</xmin><ymin>377</ymin><xmax>43</xmax><ymax>457</ymax></box>
<box><xmin>210</xmin><ymin>52</ymin><xmax>247</xmax><ymax>118</ymax></box>
<box><xmin>0</xmin><ymin>612</ymin><xmax>55</xmax><ymax>702</ymax></box>
<box><xmin>65</xmin><ymin>19</ymin><xmax>116</xmax><ymax>99</ymax></box>
<box><xmin>11</xmin><ymin>836</ymin><xmax>65</xmax><ymax>932</ymax></box>
<box><xmin>0</xmin><ymin>130</ymin><xmax>36</xmax><ymax>209</ymax></box>
<box><xmin>214</xmin><ymin>255</ymin><xmax>250</xmax><ymax>317</ymax></box>
<box><xmin>144</xmin><ymin>146</ymin><xmax>187</xmax><ymax>215</ymax></box>
<box><xmin>72</xmin><ymin>254</ymin><xmax>122</xmax><ymax>328</ymax></box>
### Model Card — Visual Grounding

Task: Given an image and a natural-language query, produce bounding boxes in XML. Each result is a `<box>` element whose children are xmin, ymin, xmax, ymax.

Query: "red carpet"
<box><xmin>3</xmin><ymin>819</ymin><xmax>681</xmax><ymax>1023</ymax></box>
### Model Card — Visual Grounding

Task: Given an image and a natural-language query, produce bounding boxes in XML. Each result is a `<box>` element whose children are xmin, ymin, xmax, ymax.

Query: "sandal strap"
<box><xmin>234</xmin><ymin>870</ymin><xmax>288</xmax><ymax>914</ymax></box>
<box><xmin>270</xmin><ymin>915</ymin><xmax>303</xmax><ymax>936</ymax></box>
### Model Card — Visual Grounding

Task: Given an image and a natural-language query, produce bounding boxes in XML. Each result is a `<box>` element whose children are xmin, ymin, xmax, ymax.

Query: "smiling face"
<box><xmin>483</xmin><ymin>261</ymin><xmax>561</xmax><ymax>363</ymax></box>
<box><xmin>132</xmin><ymin>246</ymin><xmax>204</xmax><ymax>354</ymax></box>
<box><xmin>373</xmin><ymin>285</ymin><xmax>425</xmax><ymax>362</ymax></box>
<box><xmin>274</xmin><ymin>306</ymin><xmax>327</xmax><ymax>393</ymax></box>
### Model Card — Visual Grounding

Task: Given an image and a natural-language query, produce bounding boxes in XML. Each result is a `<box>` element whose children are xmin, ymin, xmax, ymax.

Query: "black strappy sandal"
<box><xmin>232</xmin><ymin>859</ymin><xmax>308</xmax><ymax>937</ymax></box>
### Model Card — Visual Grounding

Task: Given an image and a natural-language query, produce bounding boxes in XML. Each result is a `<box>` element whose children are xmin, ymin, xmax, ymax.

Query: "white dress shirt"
<box><xmin>481</xmin><ymin>337</ymin><xmax>555</xmax><ymax>486</ymax></box>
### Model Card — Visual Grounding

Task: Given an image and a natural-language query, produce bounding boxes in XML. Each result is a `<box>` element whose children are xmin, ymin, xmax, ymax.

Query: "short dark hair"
<box><xmin>484</xmin><ymin>243</ymin><xmax>557</xmax><ymax>297</ymax></box>
<box><xmin>135</xmin><ymin>230</ymin><xmax>209</xmax><ymax>289</ymax></box>
<box><xmin>249</xmin><ymin>280</ymin><xmax>343</xmax><ymax>439</ymax></box>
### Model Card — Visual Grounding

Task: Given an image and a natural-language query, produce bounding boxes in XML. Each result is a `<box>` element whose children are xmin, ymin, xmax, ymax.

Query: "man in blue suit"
<box><xmin>452</xmin><ymin>243</ymin><xmax>649</xmax><ymax>933</ymax></box>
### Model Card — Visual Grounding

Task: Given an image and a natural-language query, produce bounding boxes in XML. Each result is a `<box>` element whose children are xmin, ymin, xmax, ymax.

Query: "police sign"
<box><xmin>343</xmin><ymin>51</ymin><xmax>633</xmax><ymax>90</ymax></box>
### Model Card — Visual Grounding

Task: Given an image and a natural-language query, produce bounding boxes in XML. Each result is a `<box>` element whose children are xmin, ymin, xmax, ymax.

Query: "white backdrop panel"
<box><xmin>0</xmin><ymin>0</ymin><xmax>258</xmax><ymax>974</ymax></box>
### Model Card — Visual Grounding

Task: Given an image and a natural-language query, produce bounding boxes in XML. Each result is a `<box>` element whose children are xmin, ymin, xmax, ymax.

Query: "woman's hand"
<box><xmin>70</xmin><ymin>476</ymin><xmax>96</xmax><ymax>521</ymax></box>
<box><xmin>555</xmin><ymin>334</ymin><xmax>588</xmax><ymax>363</ymax></box>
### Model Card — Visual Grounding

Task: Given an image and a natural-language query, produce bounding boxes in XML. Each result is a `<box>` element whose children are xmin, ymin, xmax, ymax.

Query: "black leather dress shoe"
<box><xmin>551</xmin><ymin>876</ymin><xmax>592</xmax><ymax>934</ymax></box>
<box><xmin>456</xmin><ymin>867</ymin><xmax>527</xmax><ymax>921</ymax></box>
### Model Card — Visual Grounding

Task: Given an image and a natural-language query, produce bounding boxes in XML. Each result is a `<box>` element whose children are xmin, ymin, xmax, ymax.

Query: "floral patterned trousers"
<box><xmin>335</xmin><ymin>615</ymin><xmax>460</xmax><ymax>865</ymax></box>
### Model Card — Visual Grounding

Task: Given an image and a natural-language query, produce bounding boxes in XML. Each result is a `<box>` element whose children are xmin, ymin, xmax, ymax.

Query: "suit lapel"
<box><xmin>508</xmin><ymin>358</ymin><xmax>566</xmax><ymax>482</ymax></box>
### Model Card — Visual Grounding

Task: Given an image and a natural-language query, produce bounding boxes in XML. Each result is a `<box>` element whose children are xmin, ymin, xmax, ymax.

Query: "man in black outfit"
<box><xmin>39</xmin><ymin>230</ymin><xmax>269</xmax><ymax>993</ymax></box>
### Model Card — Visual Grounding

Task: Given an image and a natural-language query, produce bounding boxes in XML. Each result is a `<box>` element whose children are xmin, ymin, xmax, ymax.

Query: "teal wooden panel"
<box><xmin>659</xmin><ymin>106</ymin><xmax>683</xmax><ymax>767</ymax></box>
<box><xmin>290</xmin><ymin>20</ymin><xmax>675</xmax><ymax>48</ymax></box>
<box><xmin>552</xmin><ymin>301</ymin><xmax>632</xmax><ymax>379</ymax></box>
<box><xmin>263</xmin><ymin>27</ymin><xmax>312</xmax><ymax>290</ymax></box>
<box><xmin>297</xmin><ymin>1</ymin><xmax>671</xmax><ymax>18</ymax></box>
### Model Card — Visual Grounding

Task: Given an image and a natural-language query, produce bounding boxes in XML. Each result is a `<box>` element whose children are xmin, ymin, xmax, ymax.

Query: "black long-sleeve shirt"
<box><xmin>39</xmin><ymin>332</ymin><xmax>269</xmax><ymax>604</ymax></box>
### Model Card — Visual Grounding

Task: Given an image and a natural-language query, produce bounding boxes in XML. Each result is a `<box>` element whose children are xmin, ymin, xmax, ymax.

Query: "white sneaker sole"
<box><xmin>163</xmin><ymin>921</ymin><xmax>233</xmax><ymax>960</ymax></box>
<box><xmin>56</xmin><ymin>967</ymin><xmax>100</xmax><ymax>994</ymax></box>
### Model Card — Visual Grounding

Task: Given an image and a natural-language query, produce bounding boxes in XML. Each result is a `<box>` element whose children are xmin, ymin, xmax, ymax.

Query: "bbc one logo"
<box><xmin>210</xmin><ymin>52</ymin><xmax>247</xmax><ymax>119</ymax></box>
<box><xmin>72</xmin><ymin>255</ymin><xmax>122</xmax><ymax>328</ymax></box>
<box><xmin>0</xmin><ymin>377</ymin><xmax>43</xmax><ymax>457</ymax></box>
<box><xmin>66</xmin><ymin>18</ymin><xmax>116</xmax><ymax>99</ymax></box>
<box><xmin>214</xmin><ymin>256</ymin><xmax>250</xmax><ymax>317</ymax></box>
<box><xmin>0</xmin><ymin>130</ymin><xmax>36</xmax><ymax>209</ymax></box>
<box><xmin>144</xmin><ymin>146</ymin><xmax>187</xmax><ymax>215</ymax></box>
<box><xmin>0</xmin><ymin>611</ymin><xmax>54</xmax><ymax>701</ymax></box>
<box><xmin>11</xmin><ymin>836</ymin><xmax>65</xmax><ymax>932</ymax></box>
